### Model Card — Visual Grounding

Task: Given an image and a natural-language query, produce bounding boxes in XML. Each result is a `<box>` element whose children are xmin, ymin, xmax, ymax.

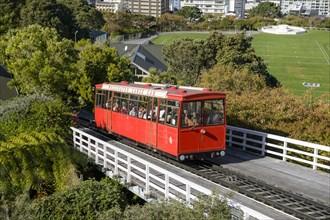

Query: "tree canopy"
<box><xmin>163</xmin><ymin>31</ymin><xmax>279</xmax><ymax>87</ymax></box>
<box><xmin>176</xmin><ymin>6</ymin><xmax>202</xmax><ymax>23</ymax></box>
<box><xmin>71</xmin><ymin>39</ymin><xmax>134</xmax><ymax>105</ymax></box>
<box><xmin>1</xmin><ymin>24</ymin><xmax>77</xmax><ymax>100</ymax></box>
<box><xmin>248</xmin><ymin>2</ymin><xmax>282</xmax><ymax>19</ymax></box>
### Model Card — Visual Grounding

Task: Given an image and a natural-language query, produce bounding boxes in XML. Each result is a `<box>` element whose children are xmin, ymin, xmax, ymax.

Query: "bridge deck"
<box><xmin>210</xmin><ymin>147</ymin><xmax>330</xmax><ymax>206</ymax></box>
<box><xmin>80</xmin><ymin>128</ymin><xmax>298</xmax><ymax>220</ymax></box>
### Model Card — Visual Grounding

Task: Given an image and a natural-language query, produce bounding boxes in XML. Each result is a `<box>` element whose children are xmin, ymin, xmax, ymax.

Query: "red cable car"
<box><xmin>94</xmin><ymin>81</ymin><xmax>226</xmax><ymax>161</ymax></box>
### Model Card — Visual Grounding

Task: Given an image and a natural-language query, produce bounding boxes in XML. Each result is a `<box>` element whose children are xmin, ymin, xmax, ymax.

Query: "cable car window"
<box><xmin>165</xmin><ymin>100</ymin><xmax>179</xmax><ymax>127</ymax></box>
<box><xmin>95</xmin><ymin>89</ymin><xmax>104</xmax><ymax>108</ymax></box>
<box><xmin>104</xmin><ymin>91</ymin><xmax>111</xmax><ymax>109</ymax></box>
<box><xmin>127</xmin><ymin>94</ymin><xmax>138</xmax><ymax>117</ymax></box>
<box><xmin>120</xmin><ymin>93</ymin><xmax>128</xmax><ymax>114</ymax></box>
<box><xmin>204</xmin><ymin>99</ymin><xmax>224</xmax><ymax>126</ymax></box>
<box><xmin>181</xmin><ymin>101</ymin><xmax>202</xmax><ymax>128</ymax></box>
<box><xmin>138</xmin><ymin>96</ymin><xmax>149</xmax><ymax>120</ymax></box>
<box><xmin>159</xmin><ymin>99</ymin><xmax>167</xmax><ymax>124</ymax></box>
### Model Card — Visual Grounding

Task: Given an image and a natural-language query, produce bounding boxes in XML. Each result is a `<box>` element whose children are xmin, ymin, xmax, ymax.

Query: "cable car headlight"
<box><xmin>220</xmin><ymin>151</ymin><xmax>225</xmax><ymax>157</ymax></box>
<box><xmin>179</xmin><ymin>155</ymin><xmax>185</xmax><ymax>161</ymax></box>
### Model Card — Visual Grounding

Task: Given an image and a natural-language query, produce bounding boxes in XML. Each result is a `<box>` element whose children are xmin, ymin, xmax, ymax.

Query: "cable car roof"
<box><xmin>96</xmin><ymin>81</ymin><xmax>226</xmax><ymax>99</ymax></box>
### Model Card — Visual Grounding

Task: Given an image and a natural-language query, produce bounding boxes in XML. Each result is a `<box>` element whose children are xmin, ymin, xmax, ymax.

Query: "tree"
<box><xmin>163</xmin><ymin>38</ymin><xmax>205</xmax><ymax>85</ymax></box>
<box><xmin>2</xmin><ymin>24</ymin><xmax>78</xmax><ymax>100</ymax></box>
<box><xmin>142</xmin><ymin>68</ymin><xmax>177</xmax><ymax>85</ymax></box>
<box><xmin>198</xmin><ymin>65</ymin><xmax>267</xmax><ymax>94</ymax></box>
<box><xmin>0</xmin><ymin>0</ymin><xmax>25</xmax><ymax>35</ymax></box>
<box><xmin>57</xmin><ymin>0</ymin><xmax>105</xmax><ymax>40</ymax></box>
<box><xmin>20</xmin><ymin>0</ymin><xmax>62</xmax><ymax>33</ymax></box>
<box><xmin>176</xmin><ymin>6</ymin><xmax>202</xmax><ymax>23</ymax></box>
<box><xmin>0</xmin><ymin>94</ymin><xmax>72</xmax><ymax>141</ymax></box>
<box><xmin>103</xmin><ymin>12</ymin><xmax>155</xmax><ymax>35</ymax></box>
<box><xmin>71</xmin><ymin>40</ymin><xmax>133</xmax><ymax>105</ymax></box>
<box><xmin>10</xmin><ymin>178</ymin><xmax>128</xmax><ymax>220</ymax></box>
<box><xmin>19</xmin><ymin>0</ymin><xmax>105</xmax><ymax>40</ymax></box>
<box><xmin>163</xmin><ymin>32</ymin><xmax>279</xmax><ymax>87</ymax></box>
<box><xmin>214</xmin><ymin>32</ymin><xmax>279</xmax><ymax>87</ymax></box>
<box><xmin>156</xmin><ymin>13</ymin><xmax>186</xmax><ymax>32</ymax></box>
<box><xmin>122</xmin><ymin>191</ymin><xmax>231</xmax><ymax>220</ymax></box>
<box><xmin>248</xmin><ymin>2</ymin><xmax>282</xmax><ymax>19</ymax></box>
<box><xmin>0</xmin><ymin>132</ymin><xmax>80</xmax><ymax>201</ymax></box>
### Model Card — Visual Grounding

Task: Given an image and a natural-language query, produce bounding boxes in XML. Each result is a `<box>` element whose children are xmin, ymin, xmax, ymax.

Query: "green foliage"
<box><xmin>20</xmin><ymin>0</ymin><xmax>62</xmax><ymax>34</ymax></box>
<box><xmin>198</xmin><ymin>65</ymin><xmax>267</xmax><ymax>94</ymax></box>
<box><xmin>163</xmin><ymin>38</ymin><xmax>205</xmax><ymax>85</ymax></box>
<box><xmin>95</xmin><ymin>191</ymin><xmax>231</xmax><ymax>220</ymax></box>
<box><xmin>71</xmin><ymin>40</ymin><xmax>134</xmax><ymax>105</ymax></box>
<box><xmin>0</xmin><ymin>94</ymin><xmax>72</xmax><ymax>140</ymax></box>
<box><xmin>163</xmin><ymin>32</ymin><xmax>279</xmax><ymax>87</ymax></box>
<box><xmin>0</xmin><ymin>0</ymin><xmax>24</xmax><ymax>35</ymax></box>
<box><xmin>16</xmin><ymin>0</ymin><xmax>104</xmax><ymax>40</ymax></box>
<box><xmin>226</xmin><ymin>88</ymin><xmax>330</xmax><ymax>145</ymax></box>
<box><xmin>2</xmin><ymin>24</ymin><xmax>78</xmax><ymax>100</ymax></box>
<box><xmin>103</xmin><ymin>12</ymin><xmax>155</xmax><ymax>35</ymax></box>
<box><xmin>0</xmin><ymin>132</ymin><xmax>80</xmax><ymax>201</ymax></box>
<box><xmin>14</xmin><ymin>178</ymin><xmax>128</xmax><ymax>220</ymax></box>
<box><xmin>248</xmin><ymin>2</ymin><xmax>282</xmax><ymax>19</ymax></box>
<box><xmin>142</xmin><ymin>68</ymin><xmax>178</xmax><ymax>85</ymax></box>
<box><xmin>176</xmin><ymin>6</ymin><xmax>202</xmax><ymax>23</ymax></box>
<box><xmin>215</xmin><ymin>32</ymin><xmax>279</xmax><ymax>87</ymax></box>
<box><xmin>122</xmin><ymin>191</ymin><xmax>231</xmax><ymax>220</ymax></box>
<box><xmin>156</xmin><ymin>13</ymin><xmax>187</xmax><ymax>32</ymax></box>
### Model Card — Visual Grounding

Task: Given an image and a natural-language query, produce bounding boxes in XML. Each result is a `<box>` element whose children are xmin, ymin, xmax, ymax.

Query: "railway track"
<box><xmin>73</xmin><ymin>122</ymin><xmax>330</xmax><ymax>220</ymax></box>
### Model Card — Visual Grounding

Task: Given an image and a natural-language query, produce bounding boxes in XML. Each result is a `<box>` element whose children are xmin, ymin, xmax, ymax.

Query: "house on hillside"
<box><xmin>89</xmin><ymin>29</ymin><xmax>108</xmax><ymax>43</ymax></box>
<box><xmin>110</xmin><ymin>42</ymin><xmax>168</xmax><ymax>78</ymax></box>
<box><xmin>0</xmin><ymin>66</ymin><xmax>18</xmax><ymax>102</ymax></box>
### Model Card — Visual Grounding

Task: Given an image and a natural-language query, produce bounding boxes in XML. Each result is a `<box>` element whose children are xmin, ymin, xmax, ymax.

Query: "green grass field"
<box><xmin>151</xmin><ymin>31</ymin><xmax>330</xmax><ymax>98</ymax></box>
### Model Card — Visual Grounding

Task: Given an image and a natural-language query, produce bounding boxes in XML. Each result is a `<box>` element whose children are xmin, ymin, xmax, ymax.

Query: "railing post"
<box><xmin>127</xmin><ymin>156</ymin><xmax>131</xmax><ymax>183</ymax></box>
<box><xmin>165</xmin><ymin>174</ymin><xmax>169</xmax><ymax>200</ymax></box>
<box><xmin>145</xmin><ymin>165</ymin><xmax>150</xmax><ymax>194</ymax></box>
<box><xmin>88</xmin><ymin>136</ymin><xmax>91</xmax><ymax>158</ymax></box>
<box><xmin>243</xmin><ymin>133</ymin><xmax>247</xmax><ymax>151</ymax></box>
<box><xmin>186</xmin><ymin>184</ymin><xmax>191</xmax><ymax>204</ymax></box>
<box><xmin>95</xmin><ymin>139</ymin><xmax>99</xmax><ymax>165</ymax></box>
<box><xmin>103</xmin><ymin>143</ymin><xmax>107</xmax><ymax>168</ymax></box>
<box><xmin>114</xmin><ymin>150</ymin><xmax>118</xmax><ymax>175</ymax></box>
<box><xmin>283</xmin><ymin>142</ymin><xmax>287</xmax><ymax>162</ymax></box>
<box><xmin>313</xmin><ymin>148</ymin><xmax>318</xmax><ymax>170</ymax></box>
<box><xmin>229</xmin><ymin>129</ymin><xmax>233</xmax><ymax>147</ymax></box>
<box><xmin>261</xmin><ymin>136</ymin><xmax>266</xmax><ymax>156</ymax></box>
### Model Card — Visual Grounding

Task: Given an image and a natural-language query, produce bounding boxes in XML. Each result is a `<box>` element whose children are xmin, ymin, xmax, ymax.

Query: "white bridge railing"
<box><xmin>227</xmin><ymin>126</ymin><xmax>330</xmax><ymax>170</ymax></box>
<box><xmin>72</xmin><ymin>127</ymin><xmax>272</xmax><ymax>220</ymax></box>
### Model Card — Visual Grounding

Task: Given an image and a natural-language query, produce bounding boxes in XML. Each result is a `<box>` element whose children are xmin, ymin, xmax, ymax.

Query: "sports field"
<box><xmin>252</xmin><ymin>31</ymin><xmax>329</xmax><ymax>97</ymax></box>
<box><xmin>151</xmin><ymin>31</ymin><xmax>330</xmax><ymax>98</ymax></box>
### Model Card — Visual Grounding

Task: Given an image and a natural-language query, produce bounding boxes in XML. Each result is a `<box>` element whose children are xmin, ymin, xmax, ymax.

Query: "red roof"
<box><xmin>95</xmin><ymin>81</ymin><xmax>226</xmax><ymax>99</ymax></box>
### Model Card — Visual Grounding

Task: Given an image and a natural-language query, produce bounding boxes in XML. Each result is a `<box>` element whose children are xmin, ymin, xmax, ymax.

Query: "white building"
<box><xmin>94</xmin><ymin>0</ymin><xmax>170</xmax><ymax>17</ymax></box>
<box><xmin>180</xmin><ymin>0</ymin><xmax>245</xmax><ymax>18</ymax></box>
<box><xmin>170</xmin><ymin>0</ymin><xmax>181</xmax><ymax>11</ymax></box>
<box><xmin>95</xmin><ymin>0</ymin><xmax>124</xmax><ymax>12</ymax></box>
<box><xmin>281</xmin><ymin>0</ymin><xmax>330</xmax><ymax>16</ymax></box>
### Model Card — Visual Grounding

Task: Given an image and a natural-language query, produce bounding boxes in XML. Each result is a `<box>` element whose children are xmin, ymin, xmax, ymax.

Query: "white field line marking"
<box><xmin>269</xmin><ymin>66</ymin><xmax>330</xmax><ymax>71</ymax></box>
<box><xmin>316</xmin><ymin>41</ymin><xmax>330</xmax><ymax>64</ymax></box>
<box><xmin>266</xmin><ymin>61</ymin><xmax>328</xmax><ymax>65</ymax></box>
<box><xmin>259</xmin><ymin>54</ymin><xmax>325</xmax><ymax>60</ymax></box>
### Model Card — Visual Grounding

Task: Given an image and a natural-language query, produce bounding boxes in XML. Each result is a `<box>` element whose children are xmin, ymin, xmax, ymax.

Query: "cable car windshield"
<box><xmin>181</xmin><ymin>99</ymin><xmax>224</xmax><ymax>128</ymax></box>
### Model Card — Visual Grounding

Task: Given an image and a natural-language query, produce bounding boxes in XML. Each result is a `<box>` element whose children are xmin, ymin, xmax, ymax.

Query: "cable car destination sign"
<box><xmin>102</xmin><ymin>84</ymin><xmax>168</xmax><ymax>98</ymax></box>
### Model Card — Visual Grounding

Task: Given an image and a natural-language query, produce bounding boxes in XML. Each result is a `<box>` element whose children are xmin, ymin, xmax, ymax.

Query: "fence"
<box><xmin>72</xmin><ymin>127</ymin><xmax>272</xmax><ymax>220</ymax></box>
<box><xmin>227</xmin><ymin>126</ymin><xmax>330</xmax><ymax>170</ymax></box>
